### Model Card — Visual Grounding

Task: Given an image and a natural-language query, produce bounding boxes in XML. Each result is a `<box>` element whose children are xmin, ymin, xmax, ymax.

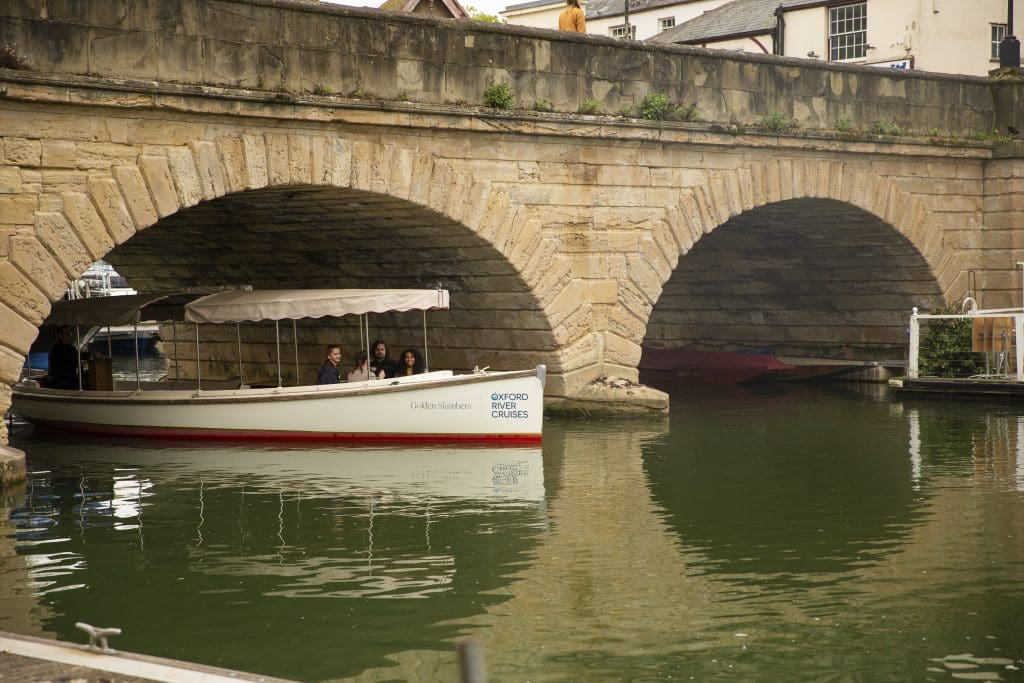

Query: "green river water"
<box><xmin>1</xmin><ymin>382</ymin><xmax>1022</xmax><ymax>681</ymax></box>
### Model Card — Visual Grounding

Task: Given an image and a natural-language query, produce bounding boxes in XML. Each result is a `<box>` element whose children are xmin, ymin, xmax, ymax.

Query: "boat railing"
<box><xmin>908</xmin><ymin>306</ymin><xmax>1024</xmax><ymax>381</ymax></box>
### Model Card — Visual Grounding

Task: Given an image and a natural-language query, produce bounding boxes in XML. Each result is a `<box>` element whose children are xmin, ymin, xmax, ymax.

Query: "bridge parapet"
<box><xmin>0</xmin><ymin>0</ymin><xmax>1000</xmax><ymax>135</ymax></box>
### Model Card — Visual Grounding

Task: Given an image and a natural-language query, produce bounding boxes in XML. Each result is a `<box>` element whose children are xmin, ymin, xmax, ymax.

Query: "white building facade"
<box><xmin>654</xmin><ymin>0</ymin><xmax>1024</xmax><ymax>77</ymax></box>
<box><xmin>501</xmin><ymin>0</ymin><xmax>731</xmax><ymax>41</ymax></box>
<box><xmin>501</xmin><ymin>0</ymin><xmax>565</xmax><ymax>30</ymax></box>
<box><xmin>786</xmin><ymin>0</ymin><xmax>1023</xmax><ymax>75</ymax></box>
<box><xmin>586</xmin><ymin>0</ymin><xmax>731</xmax><ymax>41</ymax></box>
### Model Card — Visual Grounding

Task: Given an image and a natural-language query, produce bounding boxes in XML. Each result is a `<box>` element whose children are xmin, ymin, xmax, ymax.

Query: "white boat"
<box><xmin>12</xmin><ymin>289</ymin><xmax>545</xmax><ymax>443</ymax></box>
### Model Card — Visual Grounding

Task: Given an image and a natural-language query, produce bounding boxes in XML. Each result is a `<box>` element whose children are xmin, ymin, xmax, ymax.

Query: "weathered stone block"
<box><xmin>34</xmin><ymin>211</ymin><xmax>91</xmax><ymax>278</ymax></box>
<box><xmin>41</xmin><ymin>140</ymin><xmax>76</xmax><ymax>168</ymax></box>
<box><xmin>138</xmin><ymin>155</ymin><xmax>180</xmax><ymax>218</ymax></box>
<box><xmin>62</xmin><ymin>191</ymin><xmax>115</xmax><ymax>259</ymax></box>
<box><xmin>3</xmin><ymin>138</ymin><xmax>41</xmax><ymax>167</ymax></box>
<box><xmin>0</xmin><ymin>194</ymin><xmax>37</xmax><ymax>225</ymax></box>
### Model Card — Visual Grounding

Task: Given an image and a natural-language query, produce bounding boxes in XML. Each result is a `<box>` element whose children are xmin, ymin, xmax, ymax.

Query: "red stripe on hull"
<box><xmin>24</xmin><ymin>418</ymin><xmax>542</xmax><ymax>444</ymax></box>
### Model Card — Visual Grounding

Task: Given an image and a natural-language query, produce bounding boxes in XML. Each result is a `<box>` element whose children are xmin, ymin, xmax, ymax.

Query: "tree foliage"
<box><xmin>919</xmin><ymin>302</ymin><xmax>982</xmax><ymax>377</ymax></box>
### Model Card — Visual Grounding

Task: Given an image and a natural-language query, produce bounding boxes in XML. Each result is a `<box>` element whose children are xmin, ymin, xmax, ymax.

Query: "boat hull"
<box><xmin>639</xmin><ymin>347</ymin><xmax>796</xmax><ymax>385</ymax></box>
<box><xmin>11</xmin><ymin>369</ymin><xmax>545</xmax><ymax>443</ymax></box>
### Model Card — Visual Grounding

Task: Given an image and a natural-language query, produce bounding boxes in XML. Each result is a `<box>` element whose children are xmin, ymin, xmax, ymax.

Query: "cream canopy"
<box><xmin>184</xmin><ymin>289</ymin><xmax>451</xmax><ymax>324</ymax></box>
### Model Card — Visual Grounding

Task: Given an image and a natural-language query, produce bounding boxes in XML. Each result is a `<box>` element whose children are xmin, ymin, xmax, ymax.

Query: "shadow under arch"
<box><xmin>648</xmin><ymin>197</ymin><xmax>948</xmax><ymax>360</ymax></box>
<box><xmin>102</xmin><ymin>183</ymin><xmax>559</xmax><ymax>381</ymax></box>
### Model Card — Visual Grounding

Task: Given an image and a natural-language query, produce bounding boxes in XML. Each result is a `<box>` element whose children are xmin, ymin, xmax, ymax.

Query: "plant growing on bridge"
<box><xmin>483</xmin><ymin>82</ymin><xmax>514</xmax><ymax>109</ymax></box>
<box><xmin>639</xmin><ymin>92</ymin><xmax>673</xmax><ymax>120</ymax></box>
<box><xmin>580</xmin><ymin>99</ymin><xmax>600</xmax><ymax>114</ymax></box>
<box><xmin>834</xmin><ymin>118</ymin><xmax>854</xmax><ymax>132</ymax></box>
<box><xmin>533</xmin><ymin>98</ymin><xmax>554</xmax><ymax>112</ymax></box>
<box><xmin>919</xmin><ymin>302</ymin><xmax>981</xmax><ymax>378</ymax></box>
<box><xmin>970</xmin><ymin>128</ymin><xmax>1014</xmax><ymax>144</ymax></box>
<box><xmin>312</xmin><ymin>83</ymin><xmax>333</xmax><ymax>96</ymax></box>
<box><xmin>675</xmin><ymin>103</ymin><xmax>701</xmax><ymax>122</ymax></box>
<box><xmin>869</xmin><ymin>120</ymin><xmax>903</xmax><ymax>136</ymax></box>
<box><xmin>760</xmin><ymin>109</ymin><xmax>798</xmax><ymax>133</ymax></box>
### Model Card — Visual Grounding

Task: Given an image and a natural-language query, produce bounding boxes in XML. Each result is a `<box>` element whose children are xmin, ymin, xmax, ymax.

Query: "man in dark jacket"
<box><xmin>369</xmin><ymin>339</ymin><xmax>399</xmax><ymax>379</ymax></box>
<box><xmin>47</xmin><ymin>325</ymin><xmax>79</xmax><ymax>389</ymax></box>
<box><xmin>316</xmin><ymin>344</ymin><xmax>342</xmax><ymax>384</ymax></box>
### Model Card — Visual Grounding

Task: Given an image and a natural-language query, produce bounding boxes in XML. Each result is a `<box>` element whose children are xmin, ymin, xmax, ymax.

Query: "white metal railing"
<box><xmin>908</xmin><ymin>305</ymin><xmax>1024</xmax><ymax>381</ymax></box>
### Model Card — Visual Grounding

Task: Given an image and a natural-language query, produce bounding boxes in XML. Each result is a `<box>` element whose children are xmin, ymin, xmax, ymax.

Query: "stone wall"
<box><xmin>0</xmin><ymin>0</ymin><xmax>998</xmax><ymax>134</ymax></box>
<box><xmin>982</xmin><ymin>151</ymin><xmax>1024</xmax><ymax>309</ymax></box>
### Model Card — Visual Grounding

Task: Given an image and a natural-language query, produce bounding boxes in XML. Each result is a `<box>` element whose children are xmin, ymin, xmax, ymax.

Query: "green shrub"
<box><xmin>919</xmin><ymin>302</ymin><xmax>981</xmax><ymax>377</ymax></box>
<box><xmin>869</xmin><ymin>120</ymin><xmax>903</xmax><ymax>136</ymax></box>
<box><xmin>834</xmin><ymin>118</ymin><xmax>854</xmax><ymax>132</ymax></box>
<box><xmin>617</xmin><ymin>105</ymin><xmax>636</xmax><ymax>118</ymax></box>
<box><xmin>483</xmin><ymin>82</ymin><xmax>514</xmax><ymax>109</ymax></box>
<box><xmin>639</xmin><ymin>92</ymin><xmax>673</xmax><ymax>120</ymax></box>
<box><xmin>312</xmin><ymin>83</ymin><xmax>333</xmax><ymax>96</ymax></box>
<box><xmin>579</xmin><ymin>98</ymin><xmax>600</xmax><ymax>114</ymax></box>
<box><xmin>674</xmin><ymin>103</ymin><xmax>701</xmax><ymax>122</ymax></box>
<box><xmin>533</xmin><ymin>98</ymin><xmax>554</xmax><ymax>112</ymax></box>
<box><xmin>969</xmin><ymin>128</ymin><xmax>1014</xmax><ymax>143</ymax></box>
<box><xmin>760</xmin><ymin>109</ymin><xmax>798</xmax><ymax>133</ymax></box>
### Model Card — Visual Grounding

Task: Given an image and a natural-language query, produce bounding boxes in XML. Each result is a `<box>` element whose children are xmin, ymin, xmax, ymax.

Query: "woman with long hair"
<box><xmin>346</xmin><ymin>350</ymin><xmax>375</xmax><ymax>382</ymax></box>
<box><xmin>397</xmin><ymin>348</ymin><xmax>426</xmax><ymax>376</ymax></box>
<box><xmin>558</xmin><ymin>0</ymin><xmax>586</xmax><ymax>33</ymax></box>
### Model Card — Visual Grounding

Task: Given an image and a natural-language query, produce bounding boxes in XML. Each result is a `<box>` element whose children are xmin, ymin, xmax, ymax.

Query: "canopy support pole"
<box><xmin>236</xmin><ymin>323</ymin><xmax>243</xmax><ymax>385</ymax></box>
<box><xmin>75</xmin><ymin>325</ymin><xmax>83</xmax><ymax>391</ymax></box>
<box><xmin>365</xmin><ymin>315</ymin><xmax>372</xmax><ymax>381</ymax></box>
<box><xmin>275</xmin><ymin>320</ymin><xmax>282</xmax><ymax>388</ymax></box>
<box><xmin>422</xmin><ymin>310</ymin><xmax>429</xmax><ymax>372</ymax></box>
<box><xmin>195</xmin><ymin>323</ymin><xmax>202</xmax><ymax>391</ymax></box>
<box><xmin>358</xmin><ymin>314</ymin><xmax>365</xmax><ymax>366</ymax></box>
<box><xmin>106</xmin><ymin>326</ymin><xmax>112</xmax><ymax>359</ymax></box>
<box><xmin>134</xmin><ymin>320</ymin><xmax>140</xmax><ymax>392</ymax></box>
<box><xmin>172</xmin><ymin>320</ymin><xmax>179</xmax><ymax>382</ymax></box>
<box><xmin>292</xmin><ymin>319</ymin><xmax>299</xmax><ymax>387</ymax></box>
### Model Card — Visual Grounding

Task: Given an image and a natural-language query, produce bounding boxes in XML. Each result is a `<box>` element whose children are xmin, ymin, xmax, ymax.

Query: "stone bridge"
<box><xmin>1</xmin><ymin>0</ymin><xmax>1023</xmax><ymax>439</ymax></box>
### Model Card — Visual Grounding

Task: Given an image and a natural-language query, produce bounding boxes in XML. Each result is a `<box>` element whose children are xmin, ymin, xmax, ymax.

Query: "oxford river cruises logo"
<box><xmin>491</xmin><ymin>392</ymin><xmax>529</xmax><ymax>419</ymax></box>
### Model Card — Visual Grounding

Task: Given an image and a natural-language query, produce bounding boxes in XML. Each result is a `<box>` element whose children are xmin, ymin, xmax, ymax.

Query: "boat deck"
<box><xmin>0</xmin><ymin>631</ymin><xmax>293</xmax><ymax>683</ymax></box>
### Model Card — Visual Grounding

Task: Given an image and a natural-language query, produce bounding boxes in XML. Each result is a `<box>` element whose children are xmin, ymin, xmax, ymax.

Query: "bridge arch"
<box><xmin>640</xmin><ymin>160</ymin><xmax>951</xmax><ymax>362</ymax></box>
<box><xmin>0</xmin><ymin>132</ymin><xmax>596</xmax><ymax>442</ymax></box>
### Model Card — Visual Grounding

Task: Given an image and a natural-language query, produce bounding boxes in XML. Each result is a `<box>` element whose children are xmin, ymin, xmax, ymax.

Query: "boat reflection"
<box><xmin>5</xmin><ymin>441</ymin><xmax>548</xmax><ymax>679</ymax></box>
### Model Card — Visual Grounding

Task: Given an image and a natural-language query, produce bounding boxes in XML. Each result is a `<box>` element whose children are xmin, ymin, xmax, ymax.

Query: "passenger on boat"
<box><xmin>316</xmin><ymin>344</ymin><xmax>342</xmax><ymax>385</ymax></box>
<box><xmin>46</xmin><ymin>325</ymin><xmax>80</xmax><ymax>390</ymax></box>
<box><xmin>397</xmin><ymin>348</ymin><xmax>425</xmax><ymax>376</ymax></box>
<box><xmin>369</xmin><ymin>339</ymin><xmax>399</xmax><ymax>379</ymax></box>
<box><xmin>346</xmin><ymin>350</ymin><xmax>377</xmax><ymax>383</ymax></box>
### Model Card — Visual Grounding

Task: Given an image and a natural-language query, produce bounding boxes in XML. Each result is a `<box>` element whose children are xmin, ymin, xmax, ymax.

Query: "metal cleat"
<box><xmin>75</xmin><ymin>621</ymin><xmax>122</xmax><ymax>654</ymax></box>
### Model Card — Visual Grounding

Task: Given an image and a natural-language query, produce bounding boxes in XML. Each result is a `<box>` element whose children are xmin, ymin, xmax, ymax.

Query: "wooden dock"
<box><xmin>0</xmin><ymin>631</ymin><xmax>294</xmax><ymax>682</ymax></box>
<box><xmin>890</xmin><ymin>376</ymin><xmax>1024</xmax><ymax>398</ymax></box>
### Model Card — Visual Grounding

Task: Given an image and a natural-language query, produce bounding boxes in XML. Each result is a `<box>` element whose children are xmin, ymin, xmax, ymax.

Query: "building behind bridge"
<box><xmin>502</xmin><ymin>0</ymin><xmax>1023</xmax><ymax>77</ymax></box>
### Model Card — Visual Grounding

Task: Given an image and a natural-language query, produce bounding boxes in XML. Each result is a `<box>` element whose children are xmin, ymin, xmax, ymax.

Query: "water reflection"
<box><xmin>3</xmin><ymin>387</ymin><xmax>1024</xmax><ymax>682</ymax></box>
<box><xmin>2</xmin><ymin>439</ymin><xmax>547</xmax><ymax>680</ymax></box>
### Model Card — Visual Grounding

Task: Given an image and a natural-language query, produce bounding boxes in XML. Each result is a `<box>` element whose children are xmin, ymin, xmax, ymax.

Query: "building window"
<box><xmin>829</xmin><ymin>2</ymin><xmax>866</xmax><ymax>61</ymax></box>
<box><xmin>992</xmin><ymin>23</ymin><xmax>1007</xmax><ymax>60</ymax></box>
<box><xmin>610</xmin><ymin>24</ymin><xmax>636</xmax><ymax>39</ymax></box>
<box><xmin>658</xmin><ymin>17</ymin><xmax>675</xmax><ymax>32</ymax></box>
